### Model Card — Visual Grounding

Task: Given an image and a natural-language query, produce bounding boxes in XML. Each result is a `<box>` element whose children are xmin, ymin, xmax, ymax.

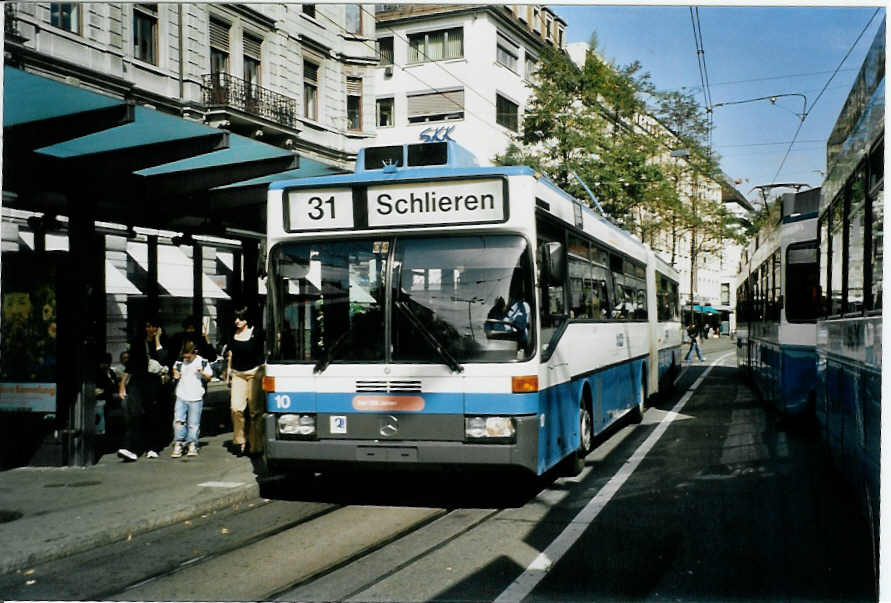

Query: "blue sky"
<box><xmin>551</xmin><ymin>4</ymin><xmax>885</xmax><ymax>205</ymax></box>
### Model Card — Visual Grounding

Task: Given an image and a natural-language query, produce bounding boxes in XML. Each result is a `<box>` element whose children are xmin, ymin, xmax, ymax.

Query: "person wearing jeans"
<box><xmin>171</xmin><ymin>340</ymin><xmax>212</xmax><ymax>457</ymax></box>
<box><xmin>684</xmin><ymin>322</ymin><xmax>705</xmax><ymax>362</ymax></box>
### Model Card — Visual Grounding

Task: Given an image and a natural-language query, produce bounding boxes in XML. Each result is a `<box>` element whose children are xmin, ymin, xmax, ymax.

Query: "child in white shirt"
<box><xmin>171</xmin><ymin>341</ymin><xmax>213</xmax><ymax>457</ymax></box>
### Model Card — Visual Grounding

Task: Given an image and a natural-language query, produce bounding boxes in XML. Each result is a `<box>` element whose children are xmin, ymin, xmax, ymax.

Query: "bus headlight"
<box><xmin>465</xmin><ymin>416</ymin><xmax>516</xmax><ymax>442</ymax></box>
<box><xmin>278</xmin><ymin>414</ymin><xmax>316</xmax><ymax>438</ymax></box>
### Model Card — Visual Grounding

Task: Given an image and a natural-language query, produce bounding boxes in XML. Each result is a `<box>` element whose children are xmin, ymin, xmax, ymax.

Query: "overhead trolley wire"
<box><xmin>690</xmin><ymin>7</ymin><xmax>715</xmax><ymax>154</ymax></box>
<box><xmin>770</xmin><ymin>7</ymin><xmax>881</xmax><ymax>183</ymax></box>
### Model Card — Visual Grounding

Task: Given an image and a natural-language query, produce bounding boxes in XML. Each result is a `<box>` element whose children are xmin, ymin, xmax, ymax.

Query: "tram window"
<box><xmin>829</xmin><ymin>199</ymin><xmax>845</xmax><ymax>315</ymax></box>
<box><xmin>819</xmin><ymin>215</ymin><xmax>830</xmax><ymax>317</ymax></box>
<box><xmin>847</xmin><ymin>169</ymin><xmax>866</xmax><ymax>313</ymax></box>
<box><xmin>567</xmin><ymin>235</ymin><xmax>592</xmax><ymax>319</ymax></box>
<box><xmin>670</xmin><ymin>282</ymin><xmax>680</xmax><ymax>321</ymax></box>
<box><xmin>786</xmin><ymin>242</ymin><xmax>819</xmax><ymax>322</ymax></box>
<box><xmin>767</xmin><ymin>251</ymin><xmax>781</xmax><ymax>322</ymax></box>
<box><xmin>870</xmin><ymin>189</ymin><xmax>883</xmax><ymax>312</ymax></box>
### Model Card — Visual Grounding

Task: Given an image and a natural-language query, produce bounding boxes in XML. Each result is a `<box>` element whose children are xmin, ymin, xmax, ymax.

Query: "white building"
<box><xmin>372</xmin><ymin>5</ymin><xmax>566</xmax><ymax>165</ymax></box>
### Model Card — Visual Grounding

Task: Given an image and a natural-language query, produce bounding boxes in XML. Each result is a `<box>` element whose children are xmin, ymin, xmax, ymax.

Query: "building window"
<box><xmin>496</xmin><ymin>93</ymin><xmax>519</xmax><ymax>132</ymax></box>
<box><xmin>525</xmin><ymin>55</ymin><xmax>537</xmax><ymax>80</ymax></box>
<box><xmin>302</xmin><ymin>4</ymin><xmax>316</xmax><ymax>18</ymax></box>
<box><xmin>209</xmin><ymin>18</ymin><xmax>230</xmax><ymax>75</ymax></box>
<box><xmin>50</xmin><ymin>3</ymin><xmax>79</xmax><ymax>33</ymax></box>
<box><xmin>558</xmin><ymin>27</ymin><xmax>565</xmax><ymax>48</ymax></box>
<box><xmin>531</xmin><ymin>7</ymin><xmax>541</xmax><ymax>32</ymax></box>
<box><xmin>346</xmin><ymin>77</ymin><xmax>362</xmax><ymax>131</ymax></box>
<box><xmin>545</xmin><ymin>17</ymin><xmax>553</xmax><ymax>41</ymax></box>
<box><xmin>407</xmin><ymin>27</ymin><xmax>463</xmax><ymax>63</ymax></box>
<box><xmin>345</xmin><ymin>5</ymin><xmax>361</xmax><ymax>35</ymax></box>
<box><xmin>496</xmin><ymin>35</ymin><xmax>518</xmax><ymax>73</ymax></box>
<box><xmin>304</xmin><ymin>60</ymin><xmax>319</xmax><ymax>120</ymax></box>
<box><xmin>377</xmin><ymin>36</ymin><xmax>394</xmax><ymax>66</ymax></box>
<box><xmin>407</xmin><ymin>89</ymin><xmax>464</xmax><ymax>123</ymax></box>
<box><xmin>133</xmin><ymin>4</ymin><xmax>158</xmax><ymax>65</ymax></box>
<box><xmin>376</xmin><ymin>98</ymin><xmax>394</xmax><ymax>128</ymax></box>
<box><xmin>244</xmin><ymin>33</ymin><xmax>262</xmax><ymax>108</ymax></box>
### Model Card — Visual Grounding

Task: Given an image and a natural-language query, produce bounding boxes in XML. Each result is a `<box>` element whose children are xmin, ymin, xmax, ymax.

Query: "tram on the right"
<box><xmin>814</xmin><ymin>17</ymin><xmax>883</xmax><ymax>579</ymax></box>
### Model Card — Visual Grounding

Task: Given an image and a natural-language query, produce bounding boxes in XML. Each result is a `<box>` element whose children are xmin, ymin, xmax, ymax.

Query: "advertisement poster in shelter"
<box><xmin>0</xmin><ymin>254</ymin><xmax>58</xmax><ymax>412</ymax></box>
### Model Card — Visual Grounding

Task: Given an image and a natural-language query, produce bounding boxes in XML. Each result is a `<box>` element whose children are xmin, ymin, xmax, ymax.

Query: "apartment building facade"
<box><xmin>5</xmin><ymin>2</ymin><xmax>378</xmax><ymax>167</ymax></box>
<box><xmin>372</xmin><ymin>4</ymin><xmax>566</xmax><ymax>166</ymax></box>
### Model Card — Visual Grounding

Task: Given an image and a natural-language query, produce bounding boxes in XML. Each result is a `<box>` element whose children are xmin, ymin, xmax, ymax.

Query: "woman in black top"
<box><xmin>225</xmin><ymin>307</ymin><xmax>265</xmax><ymax>455</ymax></box>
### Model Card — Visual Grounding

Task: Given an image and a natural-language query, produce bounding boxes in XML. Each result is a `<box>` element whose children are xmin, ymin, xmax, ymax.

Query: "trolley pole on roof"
<box><xmin>571</xmin><ymin>172</ymin><xmax>606</xmax><ymax>217</ymax></box>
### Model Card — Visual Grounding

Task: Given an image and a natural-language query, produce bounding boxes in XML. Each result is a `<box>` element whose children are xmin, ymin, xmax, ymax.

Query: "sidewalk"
<box><xmin>0</xmin><ymin>385</ymin><xmax>262</xmax><ymax>576</ymax></box>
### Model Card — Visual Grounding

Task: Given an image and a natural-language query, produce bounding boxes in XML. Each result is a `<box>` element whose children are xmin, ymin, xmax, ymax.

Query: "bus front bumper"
<box><xmin>263</xmin><ymin>414</ymin><xmax>540</xmax><ymax>474</ymax></box>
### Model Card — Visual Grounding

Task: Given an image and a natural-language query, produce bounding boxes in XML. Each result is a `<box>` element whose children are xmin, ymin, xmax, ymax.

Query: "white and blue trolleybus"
<box><xmin>261</xmin><ymin>141</ymin><xmax>681</xmax><ymax>477</ymax></box>
<box><xmin>736</xmin><ymin>188</ymin><xmax>820</xmax><ymax>417</ymax></box>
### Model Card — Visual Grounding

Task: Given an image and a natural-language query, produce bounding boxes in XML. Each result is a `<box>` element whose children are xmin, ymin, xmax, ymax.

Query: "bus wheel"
<box><xmin>561</xmin><ymin>396</ymin><xmax>593</xmax><ymax>477</ymax></box>
<box><xmin>631</xmin><ymin>374</ymin><xmax>646</xmax><ymax>423</ymax></box>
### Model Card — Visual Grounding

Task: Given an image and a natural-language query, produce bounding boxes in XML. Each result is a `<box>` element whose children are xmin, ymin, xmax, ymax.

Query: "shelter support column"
<box><xmin>192</xmin><ymin>241</ymin><xmax>203</xmax><ymax>326</ymax></box>
<box><xmin>66</xmin><ymin>197</ymin><xmax>104</xmax><ymax>466</ymax></box>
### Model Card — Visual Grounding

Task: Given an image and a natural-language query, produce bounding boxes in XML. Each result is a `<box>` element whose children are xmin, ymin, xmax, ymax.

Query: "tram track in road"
<box><xmin>0</xmin><ymin>497</ymin><xmax>340</xmax><ymax>601</ymax></box>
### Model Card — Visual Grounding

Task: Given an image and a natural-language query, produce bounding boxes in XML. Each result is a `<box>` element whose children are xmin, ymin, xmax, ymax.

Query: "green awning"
<box><xmin>3</xmin><ymin>66</ymin><xmax>306</xmax><ymax>231</ymax></box>
<box><xmin>692</xmin><ymin>305</ymin><xmax>721</xmax><ymax>314</ymax></box>
<box><xmin>3</xmin><ymin>65</ymin><xmax>123</xmax><ymax>127</ymax></box>
<box><xmin>36</xmin><ymin>106</ymin><xmax>226</xmax><ymax>159</ymax></box>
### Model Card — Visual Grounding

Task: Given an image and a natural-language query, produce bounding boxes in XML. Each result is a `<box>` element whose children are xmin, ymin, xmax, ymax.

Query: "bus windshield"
<box><xmin>268</xmin><ymin>234</ymin><xmax>535</xmax><ymax>366</ymax></box>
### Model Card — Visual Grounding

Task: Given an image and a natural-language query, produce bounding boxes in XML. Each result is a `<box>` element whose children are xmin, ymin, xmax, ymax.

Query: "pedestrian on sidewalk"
<box><xmin>225</xmin><ymin>306</ymin><xmax>265</xmax><ymax>456</ymax></box>
<box><xmin>684</xmin><ymin>322</ymin><xmax>705</xmax><ymax>362</ymax></box>
<box><xmin>117</xmin><ymin>315</ymin><xmax>169</xmax><ymax>462</ymax></box>
<box><xmin>170</xmin><ymin>340</ymin><xmax>213</xmax><ymax>458</ymax></box>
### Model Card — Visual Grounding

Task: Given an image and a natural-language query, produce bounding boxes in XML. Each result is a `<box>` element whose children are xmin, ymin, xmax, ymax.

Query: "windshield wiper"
<box><xmin>313</xmin><ymin>330</ymin><xmax>351</xmax><ymax>374</ymax></box>
<box><xmin>394</xmin><ymin>299</ymin><xmax>464</xmax><ymax>374</ymax></box>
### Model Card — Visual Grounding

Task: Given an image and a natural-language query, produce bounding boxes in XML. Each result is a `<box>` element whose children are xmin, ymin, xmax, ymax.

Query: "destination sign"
<box><xmin>367</xmin><ymin>179</ymin><xmax>504</xmax><ymax>227</ymax></box>
<box><xmin>287</xmin><ymin>187</ymin><xmax>354</xmax><ymax>231</ymax></box>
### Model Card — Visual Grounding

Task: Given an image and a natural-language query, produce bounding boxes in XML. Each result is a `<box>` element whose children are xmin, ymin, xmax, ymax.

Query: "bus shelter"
<box><xmin>1</xmin><ymin>66</ymin><xmax>341</xmax><ymax>467</ymax></box>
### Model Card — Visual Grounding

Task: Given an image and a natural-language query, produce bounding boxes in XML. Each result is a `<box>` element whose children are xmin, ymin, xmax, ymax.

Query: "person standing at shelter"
<box><xmin>117</xmin><ymin>316</ymin><xmax>169</xmax><ymax>461</ymax></box>
<box><xmin>170</xmin><ymin>340</ymin><xmax>213</xmax><ymax>458</ymax></box>
<box><xmin>684</xmin><ymin>322</ymin><xmax>705</xmax><ymax>363</ymax></box>
<box><xmin>225</xmin><ymin>307</ymin><xmax>265</xmax><ymax>456</ymax></box>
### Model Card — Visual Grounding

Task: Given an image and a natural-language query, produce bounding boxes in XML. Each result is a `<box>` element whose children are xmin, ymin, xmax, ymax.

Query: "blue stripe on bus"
<box><xmin>266</xmin><ymin>391</ymin><xmax>540</xmax><ymax>414</ymax></box>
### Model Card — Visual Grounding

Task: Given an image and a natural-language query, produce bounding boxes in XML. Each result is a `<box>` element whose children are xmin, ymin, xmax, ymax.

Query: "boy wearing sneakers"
<box><xmin>171</xmin><ymin>340</ymin><xmax>213</xmax><ymax>457</ymax></box>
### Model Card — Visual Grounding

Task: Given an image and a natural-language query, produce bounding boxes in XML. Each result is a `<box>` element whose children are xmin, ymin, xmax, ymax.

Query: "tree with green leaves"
<box><xmin>495</xmin><ymin>41</ymin><xmax>672</xmax><ymax>237</ymax></box>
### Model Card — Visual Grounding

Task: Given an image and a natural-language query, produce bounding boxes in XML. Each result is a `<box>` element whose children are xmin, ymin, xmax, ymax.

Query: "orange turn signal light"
<box><xmin>262</xmin><ymin>376</ymin><xmax>276</xmax><ymax>392</ymax></box>
<box><xmin>512</xmin><ymin>375</ymin><xmax>539</xmax><ymax>393</ymax></box>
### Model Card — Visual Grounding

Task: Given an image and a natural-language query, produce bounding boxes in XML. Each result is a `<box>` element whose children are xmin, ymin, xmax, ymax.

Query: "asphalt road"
<box><xmin>0</xmin><ymin>348</ymin><xmax>874</xmax><ymax>602</ymax></box>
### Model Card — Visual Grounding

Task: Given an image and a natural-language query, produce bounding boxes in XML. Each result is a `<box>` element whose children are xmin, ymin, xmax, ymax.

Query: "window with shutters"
<box><xmin>209</xmin><ymin>20</ymin><xmax>230</xmax><ymax>73</ymax></box>
<box><xmin>346</xmin><ymin>77</ymin><xmax>362</xmax><ymax>131</ymax></box>
<box><xmin>377</xmin><ymin>37</ymin><xmax>394</xmax><ymax>66</ymax></box>
<box><xmin>244</xmin><ymin>33</ymin><xmax>261</xmax><ymax>85</ymax></box>
<box><xmin>407</xmin><ymin>89</ymin><xmax>464</xmax><ymax>123</ymax></box>
<box><xmin>133</xmin><ymin>4</ymin><xmax>158</xmax><ymax>65</ymax></box>
<box><xmin>496</xmin><ymin>35</ymin><xmax>518</xmax><ymax>73</ymax></box>
<box><xmin>407</xmin><ymin>27</ymin><xmax>463</xmax><ymax>64</ymax></box>
<box><xmin>50</xmin><ymin>3</ymin><xmax>80</xmax><ymax>34</ymax></box>
<box><xmin>496</xmin><ymin>93</ymin><xmax>518</xmax><ymax>132</ymax></box>
<box><xmin>303</xmin><ymin>60</ymin><xmax>319</xmax><ymax>120</ymax></box>
<box><xmin>376</xmin><ymin>98</ymin><xmax>394</xmax><ymax>128</ymax></box>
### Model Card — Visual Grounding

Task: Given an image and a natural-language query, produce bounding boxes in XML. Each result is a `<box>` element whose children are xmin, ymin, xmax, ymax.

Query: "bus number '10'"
<box><xmin>307</xmin><ymin>196</ymin><xmax>335</xmax><ymax>220</ymax></box>
<box><xmin>274</xmin><ymin>394</ymin><xmax>291</xmax><ymax>409</ymax></box>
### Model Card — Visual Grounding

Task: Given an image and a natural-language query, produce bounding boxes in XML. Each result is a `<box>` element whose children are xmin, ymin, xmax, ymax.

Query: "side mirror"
<box><xmin>541</xmin><ymin>242</ymin><xmax>565</xmax><ymax>286</ymax></box>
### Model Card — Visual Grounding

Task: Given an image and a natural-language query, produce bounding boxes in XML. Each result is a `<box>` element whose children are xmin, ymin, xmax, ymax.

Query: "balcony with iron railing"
<box><xmin>202</xmin><ymin>73</ymin><xmax>297</xmax><ymax>130</ymax></box>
